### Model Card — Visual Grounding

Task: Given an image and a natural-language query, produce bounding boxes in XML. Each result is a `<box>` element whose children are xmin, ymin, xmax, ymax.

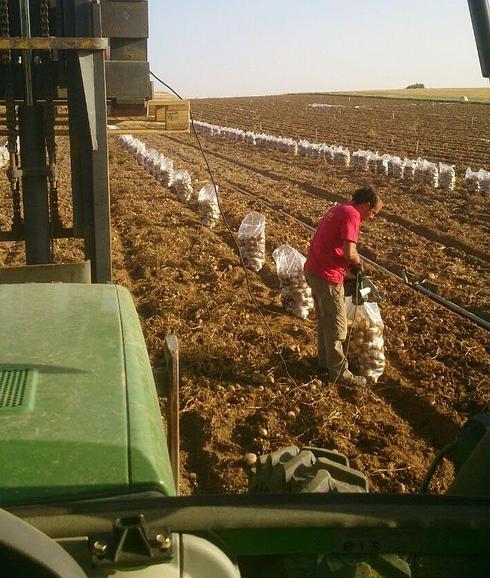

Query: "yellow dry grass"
<box><xmin>325</xmin><ymin>87</ymin><xmax>490</xmax><ymax>103</ymax></box>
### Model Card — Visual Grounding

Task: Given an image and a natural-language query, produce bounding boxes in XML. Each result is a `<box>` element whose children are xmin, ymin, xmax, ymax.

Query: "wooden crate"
<box><xmin>148</xmin><ymin>97</ymin><xmax>190</xmax><ymax>131</ymax></box>
<box><xmin>106</xmin><ymin>94</ymin><xmax>190</xmax><ymax>134</ymax></box>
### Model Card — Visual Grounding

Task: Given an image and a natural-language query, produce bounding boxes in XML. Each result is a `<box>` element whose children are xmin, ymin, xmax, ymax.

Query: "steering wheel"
<box><xmin>0</xmin><ymin>508</ymin><xmax>86</xmax><ymax>578</ymax></box>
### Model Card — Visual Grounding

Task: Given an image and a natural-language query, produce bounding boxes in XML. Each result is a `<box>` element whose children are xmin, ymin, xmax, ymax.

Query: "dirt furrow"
<box><xmin>142</xmin><ymin>133</ymin><xmax>489</xmax><ymax>320</ymax></box>
<box><xmin>108</xmin><ymin>140</ymin><xmax>464</xmax><ymax>495</ymax></box>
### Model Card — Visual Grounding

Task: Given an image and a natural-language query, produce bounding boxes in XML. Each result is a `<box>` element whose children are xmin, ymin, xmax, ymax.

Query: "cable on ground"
<box><xmin>149</xmin><ymin>71</ymin><xmax>314</xmax><ymax>388</ymax></box>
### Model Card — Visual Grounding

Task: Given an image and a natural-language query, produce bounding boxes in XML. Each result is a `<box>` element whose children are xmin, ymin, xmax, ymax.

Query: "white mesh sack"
<box><xmin>171</xmin><ymin>169</ymin><xmax>193</xmax><ymax>202</ymax></box>
<box><xmin>403</xmin><ymin>158</ymin><xmax>416</xmax><ymax>180</ymax></box>
<box><xmin>333</xmin><ymin>146</ymin><xmax>350</xmax><ymax>167</ymax></box>
<box><xmin>368</xmin><ymin>152</ymin><xmax>379</xmax><ymax>173</ymax></box>
<box><xmin>133</xmin><ymin>140</ymin><xmax>147</xmax><ymax>162</ymax></box>
<box><xmin>352</xmin><ymin>150</ymin><xmax>370</xmax><ymax>171</ymax></box>
<box><xmin>465</xmin><ymin>168</ymin><xmax>480</xmax><ymax>193</ymax></box>
<box><xmin>345</xmin><ymin>297</ymin><xmax>385</xmax><ymax>383</ymax></box>
<box><xmin>478</xmin><ymin>169</ymin><xmax>490</xmax><ymax>195</ymax></box>
<box><xmin>297</xmin><ymin>139</ymin><xmax>310</xmax><ymax>157</ymax></box>
<box><xmin>197</xmin><ymin>183</ymin><xmax>220</xmax><ymax>227</ymax></box>
<box><xmin>237</xmin><ymin>211</ymin><xmax>266</xmax><ymax>272</ymax></box>
<box><xmin>438</xmin><ymin>163</ymin><xmax>456</xmax><ymax>191</ymax></box>
<box><xmin>156</xmin><ymin>156</ymin><xmax>174</xmax><ymax>187</ymax></box>
<box><xmin>272</xmin><ymin>244</ymin><xmax>314</xmax><ymax>320</ymax></box>
<box><xmin>375</xmin><ymin>154</ymin><xmax>390</xmax><ymax>176</ymax></box>
<box><xmin>414</xmin><ymin>158</ymin><xmax>427</xmax><ymax>183</ymax></box>
<box><xmin>388</xmin><ymin>156</ymin><xmax>405</xmax><ymax>179</ymax></box>
<box><xmin>321</xmin><ymin>144</ymin><xmax>335</xmax><ymax>162</ymax></box>
<box><xmin>425</xmin><ymin>161</ymin><xmax>439</xmax><ymax>188</ymax></box>
<box><xmin>143</xmin><ymin>148</ymin><xmax>160</xmax><ymax>172</ymax></box>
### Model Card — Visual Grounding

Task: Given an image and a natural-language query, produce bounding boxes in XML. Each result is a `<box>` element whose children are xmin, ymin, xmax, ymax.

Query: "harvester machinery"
<box><xmin>0</xmin><ymin>1</ymin><xmax>489</xmax><ymax>577</ymax></box>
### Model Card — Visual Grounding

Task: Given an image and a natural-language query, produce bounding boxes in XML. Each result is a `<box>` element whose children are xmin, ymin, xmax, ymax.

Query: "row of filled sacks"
<box><xmin>118</xmin><ymin>134</ymin><xmax>175</xmax><ymax>187</ymax></box>
<box><xmin>351</xmin><ymin>150</ymin><xmax>456</xmax><ymax>190</ymax></box>
<box><xmin>194</xmin><ymin>120</ymin><xmax>490</xmax><ymax>195</ymax></box>
<box><xmin>194</xmin><ymin>120</ymin><xmax>351</xmax><ymax>166</ymax></box>
<box><xmin>116</xmin><ymin>131</ymin><xmax>314</xmax><ymax>319</ymax></box>
<box><xmin>465</xmin><ymin>168</ymin><xmax>490</xmax><ymax>194</ymax></box>
<box><xmin>116</xmin><ymin>134</ymin><xmax>222</xmax><ymax>226</ymax></box>
<box><xmin>193</xmin><ymin>121</ymin><xmax>298</xmax><ymax>154</ymax></box>
<box><xmin>297</xmin><ymin>140</ymin><xmax>351</xmax><ymax>166</ymax></box>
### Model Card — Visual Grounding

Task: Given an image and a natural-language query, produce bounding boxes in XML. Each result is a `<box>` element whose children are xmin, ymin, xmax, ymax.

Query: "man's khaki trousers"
<box><xmin>304</xmin><ymin>270</ymin><xmax>351</xmax><ymax>382</ymax></box>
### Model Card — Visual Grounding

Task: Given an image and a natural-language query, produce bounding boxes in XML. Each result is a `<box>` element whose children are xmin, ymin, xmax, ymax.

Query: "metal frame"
<box><xmin>7</xmin><ymin>494</ymin><xmax>490</xmax><ymax>556</ymax></box>
<box><xmin>0</xmin><ymin>0</ymin><xmax>113</xmax><ymax>282</ymax></box>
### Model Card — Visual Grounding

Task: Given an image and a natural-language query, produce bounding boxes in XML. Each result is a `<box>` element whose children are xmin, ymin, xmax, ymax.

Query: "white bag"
<box><xmin>237</xmin><ymin>212</ymin><xmax>266</xmax><ymax>272</ymax></box>
<box><xmin>439</xmin><ymin>163</ymin><xmax>456</xmax><ymax>191</ymax></box>
<box><xmin>172</xmin><ymin>169</ymin><xmax>193</xmax><ymax>202</ymax></box>
<box><xmin>345</xmin><ymin>296</ymin><xmax>386</xmax><ymax>383</ymax></box>
<box><xmin>272</xmin><ymin>244</ymin><xmax>314</xmax><ymax>320</ymax></box>
<box><xmin>465</xmin><ymin>167</ymin><xmax>480</xmax><ymax>193</ymax></box>
<box><xmin>197</xmin><ymin>183</ymin><xmax>220</xmax><ymax>227</ymax></box>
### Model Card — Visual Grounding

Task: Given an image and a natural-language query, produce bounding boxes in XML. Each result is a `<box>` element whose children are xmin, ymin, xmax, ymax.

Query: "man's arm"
<box><xmin>343</xmin><ymin>241</ymin><xmax>362</xmax><ymax>268</ymax></box>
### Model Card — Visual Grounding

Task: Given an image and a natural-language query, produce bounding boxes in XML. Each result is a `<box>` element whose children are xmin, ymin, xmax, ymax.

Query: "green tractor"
<box><xmin>0</xmin><ymin>1</ymin><xmax>489</xmax><ymax>576</ymax></box>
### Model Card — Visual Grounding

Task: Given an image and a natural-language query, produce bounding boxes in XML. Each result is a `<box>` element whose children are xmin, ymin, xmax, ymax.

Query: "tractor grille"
<box><xmin>0</xmin><ymin>369</ymin><xmax>35</xmax><ymax>412</ymax></box>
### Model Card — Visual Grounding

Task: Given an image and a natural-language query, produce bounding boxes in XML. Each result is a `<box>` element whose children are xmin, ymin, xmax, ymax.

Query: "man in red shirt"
<box><xmin>304</xmin><ymin>187</ymin><xmax>383</xmax><ymax>386</ymax></box>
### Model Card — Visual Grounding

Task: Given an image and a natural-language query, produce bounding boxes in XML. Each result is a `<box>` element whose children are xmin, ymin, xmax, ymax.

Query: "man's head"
<box><xmin>352</xmin><ymin>187</ymin><xmax>383</xmax><ymax>221</ymax></box>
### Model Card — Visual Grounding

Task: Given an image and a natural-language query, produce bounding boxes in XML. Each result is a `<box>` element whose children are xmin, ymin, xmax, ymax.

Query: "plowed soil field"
<box><xmin>0</xmin><ymin>93</ymin><xmax>489</xmax><ymax>497</ymax></box>
<box><xmin>191</xmin><ymin>93</ymin><xmax>490</xmax><ymax>173</ymax></box>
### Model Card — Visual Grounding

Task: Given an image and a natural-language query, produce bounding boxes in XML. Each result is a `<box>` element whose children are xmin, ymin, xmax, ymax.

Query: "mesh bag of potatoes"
<box><xmin>465</xmin><ymin>168</ymin><xmax>480</xmax><ymax>193</ymax></box>
<box><xmin>171</xmin><ymin>169</ymin><xmax>193</xmax><ymax>202</ymax></box>
<box><xmin>197</xmin><ymin>183</ymin><xmax>220</xmax><ymax>227</ymax></box>
<box><xmin>345</xmin><ymin>297</ymin><xmax>385</xmax><ymax>383</ymax></box>
<box><xmin>272</xmin><ymin>244</ymin><xmax>314</xmax><ymax>320</ymax></box>
<box><xmin>237</xmin><ymin>211</ymin><xmax>266</xmax><ymax>272</ymax></box>
<box><xmin>438</xmin><ymin>163</ymin><xmax>456</xmax><ymax>191</ymax></box>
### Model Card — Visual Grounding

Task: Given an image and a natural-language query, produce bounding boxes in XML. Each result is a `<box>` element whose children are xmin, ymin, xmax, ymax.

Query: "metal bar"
<box><xmin>0</xmin><ymin>227</ymin><xmax>74</xmax><ymax>241</ymax></box>
<box><xmin>7</xmin><ymin>495</ymin><xmax>490</xmax><ymax>554</ymax></box>
<box><xmin>66</xmin><ymin>52</ymin><xmax>86</xmax><ymax>240</ymax></box>
<box><xmin>18</xmin><ymin>106</ymin><xmax>51</xmax><ymax>264</ymax></box>
<box><xmin>0</xmin><ymin>129</ymin><xmax>70</xmax><ymax>136</ymax></box>
<box><xmin>163</xmin><ymin>335</ymin><xmax>180</xmax><ymax>495</ymax></box>
<box><xmin>468</xmin><ymin>0</ymin><xmax>490</xmax><ymax>78</ymax></box>
<box><xmin>0</xmin><ymin>37</ymin><xmax>108</xmax><ymax>50</ymax></box>
<box><xmin>0</xmin><ymin>261</ymin><xmax>91</xmax><ymax>284</ymax></box>
<box><xmin>107</xmin><ymin>129</ymin><xmax>190</xmax><ymax>135</ymax></box>
<box><xmin>89</xmin><ymin>53</ymin><xmax>112</xmax><ymax>282</ymax></box>
<box><xmin>88</xmin><ymin>1</ymin><xmax>112</xmax><ymax>282</ymax></box>
<box><xmin>19</xmin><ymin>0</ymin><xmax>33</xmax><ymax>106</ymax></box>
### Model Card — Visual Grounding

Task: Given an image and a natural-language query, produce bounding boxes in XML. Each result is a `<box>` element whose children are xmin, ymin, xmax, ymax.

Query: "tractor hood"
<box><xmin>0</xmin><ymin>283</ymin><xmax>175</xmax><ymax>506</ymax></box>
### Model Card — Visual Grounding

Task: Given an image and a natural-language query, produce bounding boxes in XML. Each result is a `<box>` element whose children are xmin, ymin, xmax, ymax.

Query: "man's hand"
<box><xmin>349</xmin><ymin>263</ymin><xmax>363</xmax><ymax>276</ymax></box>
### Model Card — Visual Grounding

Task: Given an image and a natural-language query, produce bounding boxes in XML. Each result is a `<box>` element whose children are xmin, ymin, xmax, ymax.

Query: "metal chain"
<box><xmin>0</xmin><ymin>0</ymin><xmax>10</xmax><ymax>64</ymax></box>
<box><xmin>40</xmin><ymin>0</ymin><xmax>50</xmax><ymax>37</ymax></box>
<box><xmin>40</xmin><ymin>0</ymin><xmax>63</xmax><ymax>235</ymax></box>
<box><xmin>0</xmin><ymin>0</ymin><xmax>8</xmax><ymax>36</ymax></box>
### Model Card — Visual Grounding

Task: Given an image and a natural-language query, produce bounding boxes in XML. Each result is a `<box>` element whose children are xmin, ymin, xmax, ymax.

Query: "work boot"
<box><xmin>334</xmin><ymin>372</ymin><xmax>367</xmax><ymax>387</ymax></box>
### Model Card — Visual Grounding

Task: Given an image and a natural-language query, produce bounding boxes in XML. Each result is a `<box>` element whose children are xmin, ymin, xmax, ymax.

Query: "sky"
<box><xmin>148</xmin><ymin>0</ymin><xmax>488</xmax><ymax>98</ymax></box>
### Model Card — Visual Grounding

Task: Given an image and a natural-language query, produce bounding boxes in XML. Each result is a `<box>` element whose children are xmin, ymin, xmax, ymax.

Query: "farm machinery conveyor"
<box><xmin>0</xmin><ymin>1</ymin><xmax>489</xmax><ymax>577</ymax></box>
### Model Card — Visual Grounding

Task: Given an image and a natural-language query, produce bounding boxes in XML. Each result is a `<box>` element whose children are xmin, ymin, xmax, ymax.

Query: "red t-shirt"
<box><xmin>305</xmin><ymin>203</ymin><xmax>361</xmax><ymax>284</ymax></box>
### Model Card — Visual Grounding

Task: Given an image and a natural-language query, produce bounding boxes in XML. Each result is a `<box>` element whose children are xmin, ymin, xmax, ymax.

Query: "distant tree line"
<box><xmin>405</xmin><ymin>83</ymin><xmax>425</xmax><ymax>89</ymax></box>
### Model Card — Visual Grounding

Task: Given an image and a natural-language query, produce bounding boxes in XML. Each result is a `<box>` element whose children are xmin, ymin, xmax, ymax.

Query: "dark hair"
<box><xmin>352</xmin><ymin>186</ymin><xmax>379</xmax><ymax>207</ymax></box>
